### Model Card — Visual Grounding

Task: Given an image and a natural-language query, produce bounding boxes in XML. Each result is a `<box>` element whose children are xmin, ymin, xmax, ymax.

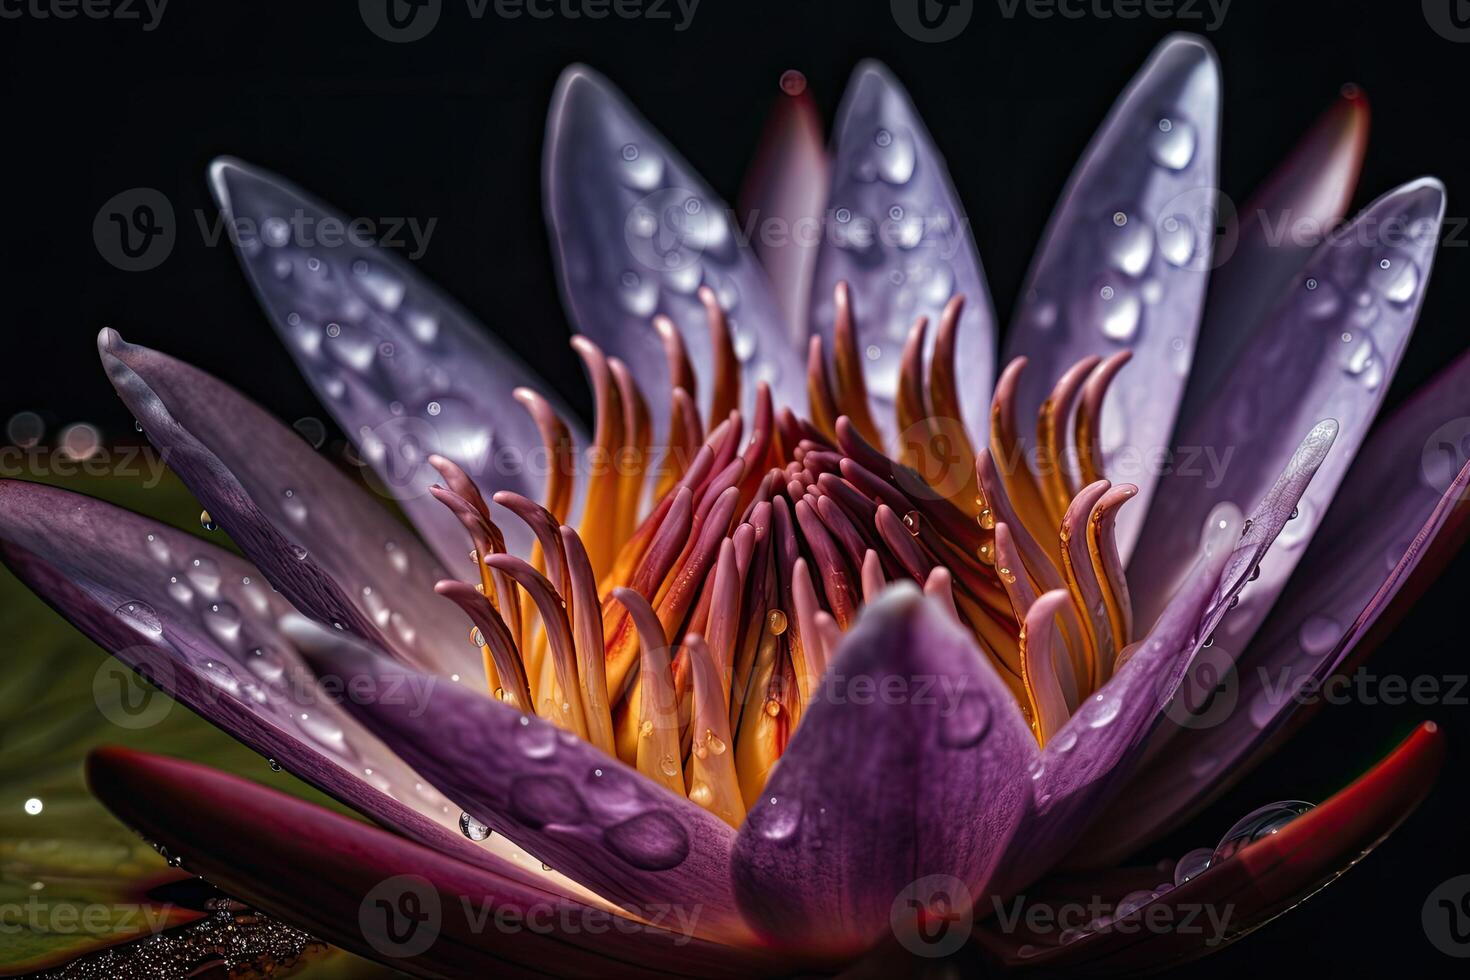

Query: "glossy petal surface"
<box><xmin>99</xmin><ymin>329</ymin><xmax>480</xmax><ymax>680</ymax></box>
<box><xmin>1003</xmin><ymin>35</ymin><xmax>1222</xmax><ymax>556</ymax></box>
<box><xmin>87</xmin><ymin>748</ymin><xmax>774</xmax><ymax>979</ymax></box>
<box><xmin>731</xmin><ymin>586</ymin><xmax>1035</xmax><ymax>958</ymax></box>
<box><xmin>1130</xmin><ymin>179</ymin><xmax>1445</xmax><ymax>652</ymax></box>
<box><xmin>810</xmin><ymin>61</ymin><xmax>997</xmax><ymax>443</ymax></box>
<box><xmin>209</xmin><ymin>158</ymin><xmax>573</xmax><ymax>564</ymax></box>
<box><xmin>544</xmin><ymin>65</ymin><xmax>804</xmax><ymax>438</ymax></box>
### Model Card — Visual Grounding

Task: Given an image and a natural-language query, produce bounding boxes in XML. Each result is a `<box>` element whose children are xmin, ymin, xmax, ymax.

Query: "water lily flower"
<box><xmin>5</xmin><ymin>32</ymin><xmax>1468</xmax><ymax>977</ymax></box>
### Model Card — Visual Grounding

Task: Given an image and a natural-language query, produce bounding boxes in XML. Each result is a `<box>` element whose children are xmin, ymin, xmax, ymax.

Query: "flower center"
<box><xmin>429</xmin><ymin>282</ymin><xmax>1137</xmax><ymax>827</ymax></box>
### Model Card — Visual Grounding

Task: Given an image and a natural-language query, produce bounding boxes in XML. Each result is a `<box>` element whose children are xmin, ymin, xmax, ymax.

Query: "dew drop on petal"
<box><xmin>459</xmin><ymin>811</ymin><xmax>491</xmax><ymax>841</ymax></box>
<box><xmin>1172</xmin><ymin>846</ymin><xmax>1214</xmax><ymax>885</ymax></box>
<box><xmin>1212</xmin><ymin>801</ymin><xmax>1315</xmax><ymax>863</ymax></box>
<box><xmin>602</xmin><ymin>811</ymin><xmax>691</xmax><ymax>870</ymax></box>
<box><xmin>937</xmin><ymin>691</ymin><xmax>991</xmax><ymax>748</ymax></box>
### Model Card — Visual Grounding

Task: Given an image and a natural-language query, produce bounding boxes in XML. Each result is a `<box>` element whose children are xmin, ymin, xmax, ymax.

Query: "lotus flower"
<box><xmin>5</xmin><ymin>33</ymin><xmax>1467</xmax><ymax>977</ymax></box>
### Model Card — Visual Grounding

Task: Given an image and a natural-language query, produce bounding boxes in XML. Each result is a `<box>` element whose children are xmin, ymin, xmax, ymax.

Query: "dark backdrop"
<box><xmin>2</xmin><ymin>0</ymin><xmax>1469</xmax><ymax>975</ymax></box>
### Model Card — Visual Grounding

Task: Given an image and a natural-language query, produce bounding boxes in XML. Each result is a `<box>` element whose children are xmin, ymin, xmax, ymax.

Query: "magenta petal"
<box><xmin>208</xmin><ymin>157</ymin><xmax>574</xmax><ymax>565</ymax></box>
<box><xmin>98</xmin><ymin>330</ymin><xmax>480</xmax><ymax>680</ymax></box>
<box><xmin>282</xmin><ymin>619</ymin><xmax>755</xmax><ymax>945</ymax></box>
<box><xmin>991</xmin><ymin>504</ymin><xmax>1241</xmax><ymax>896</ymax></box>
<box><xmin>1077</xmin><ymin>352</ymin><xmax>1470</xmax><ymax>864</ymax></box>
<box><xmin>544</xmin><ymin>65</ymin><xmax>805</xmax><ymax>439</ymax></box>
<box><xmin>1130</xmin><ymin>178</ymin><xmax>1445</xmax><ymax>650</ymax></box>
<box><xmin>88</xmin><ymin>748</ymin><xmax>777</xmax><ymax>978</ymax></box>
<box><xmin>0</xmin><ymin>480</ymin><xmax>536</xmax><ymax>887</ymax></box>
<box><xmin>729</xmin><ymin>585</ymin><xmax>1036</xmax><ymax>959</ymax></box>
<box><xmin>809</xmin><ymin>61</ymin><xmax>998</xmax><ymax>443</ymax></box>
<box><xmin>1002</xmin><ymin>35</ymin><xmax>1221</xmax><ymax>557</ymax></box>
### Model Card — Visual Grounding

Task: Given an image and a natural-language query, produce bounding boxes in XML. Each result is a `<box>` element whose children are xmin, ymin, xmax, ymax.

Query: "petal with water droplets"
<box><xmin>1003</xmin><ymin>35</ymin><xmax>1222</xmax><ymax>557</ymax></box>
<box><xmin>0</xmin><ymin>481</ymin><xmax>571</xmax><ymax>896</ymax></box>
<box><xmin>1079</xmin><ymin>352</ymin><xmax>1470</xmax><ymax>865</ymax></box>
<box><xmin>283</xmin><ymin>618</ymin><xmax>754</xmax><ymax>945</ymax></box>
<box><xmin>99</xmin><ymin>330</ymin><xmax>480</xmax><ymax>680</ymax></box>
<box><xmin>809</xmin><ymin>61</ymin><xmax>997</xmax><ymax>443</ymax></box>
<box><xmin>208</xmin><ymin>157</ymin><xmax>573</xmax><ymax>564</ymax></box>
<box><xmin>544</xmin><ymin>65</ymin><xmax>804</xmax><ymax>439</ymax></box>
<box><xmin>86</xmin><ymin>748</ymin><xmax>773</xmax><ymax>977</ymax></box>
<box><xmin>730</xmin><ymin>585</ymin><xmax>1036</xmax><ymax>959</ymax></box>
<box><xmin>1130</xmin><ymin>178</ymin><xmax>1445</xmax><ymax>651</ymax></box>
<box><xmin>980</xmin><ymin>722</ymin><xmax>1443</xmax><ymax>972</ymax></box>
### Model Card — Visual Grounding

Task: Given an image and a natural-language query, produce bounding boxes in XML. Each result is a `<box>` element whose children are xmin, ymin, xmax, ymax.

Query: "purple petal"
<box><xmin>98</xmin><ymin>329</ymin><xmax>480</xmax><ymax>680</ymax></box>
<box><xmin>1179</xmin><ymin>90</ymin><xmax>1369</xmax><ymax>424</ymax></box>
<box><xmin>809</xmin><ymin>61</ymin><xmax>998</xmax><ymax>444</ymax></box>
<box><xmin>283</xmin><ymin>618</ymin><xmax>755</xmax><ymax>945</ymax></box>
<box><xmin>208</xmin><ymin>157</ymin><xmax>574</xmax><ymax>564</ymax></box>
<box><xmin>1130</xmin><ymin>179</ymin><xmax>1445</xmax><ymax>650</ymax></box>
<box><xmin>88</xmin><ymin>748</ymin><xmax>776</xmax><ymax>977</ymax></box>
<box><xmin>992</xmin><ymin>502</ymin><xmax>1241</xmax><ymax>896</ymax></box>
<box><xmin>740</xmin><ymin>80</ymin><xmax>829</xmax><ymax>347</ymax></box>
<box><xmin>1076</xmin><ymin>352</ymin><xmax>1470</xmax><ymax>864</ymax></box>
<box><xmin>730</xmin><ymin>585</ymin><xmax>1036</xmax><ymax>958</ymax></box>
<box><xmin>1003</xmin><ymin>35</ymin><xmax>1222</xmax><ymax>557</ymax></box>
<box><xmin>544</xmin><ymin>65</ymin><xmax>804</xmax><ymax>439</ymax></box>
<box><xmin>0</xmin><ymin>480</ymin><xmax>566</xmax><ymax>893</ymax></box>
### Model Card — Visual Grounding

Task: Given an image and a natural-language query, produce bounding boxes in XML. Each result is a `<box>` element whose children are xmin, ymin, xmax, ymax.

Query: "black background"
<box><xmin>2</xmin><ymin>0</ymin><xmax>1469</xmax><ymax>975</ymax></box>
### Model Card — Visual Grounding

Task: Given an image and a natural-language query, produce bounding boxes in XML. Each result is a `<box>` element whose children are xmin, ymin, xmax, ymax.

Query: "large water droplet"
<box><xmin>1086</xmin><ymin>692</ymin><xmax>1122</xmax><ymax>728</ymax></box>
<box><xmin>938</xmin><ymin>691</ymin><xmax>992</xmax><ymax>748</ymax></box>
<box><xmin>749</xmin><ymin>795</ymin><xmax>802</xmax><ymax>842</ymax></box>
<box><xmin>459</xmin><ymin>811</ymin><xmax>491</xmax><ymax>841</ymax></box>
<box><xmin>1148</xmin><ymin>117</ymin><xmax>1196</xmax><ymax>170</ymax></box>
<box><xmin>1157</xmin><ymin>214</ymin><xmax>1195</xmax><ymax>267</ymax></box>
<box><xmin>512</xmin><ymin>716</ymin><xmax>557</xmax><ymax>760</ymax></box>
<box><xmin>115</xmin><ymin>600</ymin><xmax>163</xmax><ymax>636</ymax></box>
<box><xmin>1212</xmin><ymin>800</ymin><xmax>1315</xmax><ymax>863</ymax></box>
<box><xmin>1173</xmin><ymin>846</ymin><xmax>1214</xmax><ymax>885</ymax></box>
<box><xmin>603</xmin><ymin>810</ymin><xmax>691</xmax><ymax>870</ymax></box>
<box><xmin>1104</xmin><ymin>212</ymin><xmax>1153</xmax><ymax>276</ymax></box>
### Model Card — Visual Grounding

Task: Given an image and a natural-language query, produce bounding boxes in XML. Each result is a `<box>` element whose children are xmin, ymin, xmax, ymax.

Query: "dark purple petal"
<box><xmin>740</xmin><ymin>79</ymin><xmax>829</xmax><ymax>347</ymax></box>
<box><xmin>809</xmin><ymin>61</ymin><xmax>997</xmax><ymax>444</ymax></box>
<box><xmin>1130</xmin><ymin>179</ymin><xmax>1445</xmax><ymax>653</ymax></box>
<box><xmin>208</xmin><ymin>157</ymin><xmax>575</xmax><ymax>564</ymax></box>
<box><xmin>0</xmin><ymin>480</ymin><xmax>566</xmax><ymax>894</ymax></box>
<box><xmin>991</xmin><ymin>502</ymin><xmax>1241</xmax><ymax>896</ymax></box>
<box><xmin>87</xmin><ymin>748</ymin><xmax>779</xmax><ymax>977</ymax></box>
<box><xmin>730</xmin><ymin>585</ymin><xmax>1036</xmax><ymax>958</ymax></box>
<box><xmin>99</xmin><ymin>329</ymin><xmax>479</xmax><ymax>680</ymax></box>
<box><xmin>1076</xmin><ymin>352</ymin><xmax>1470</xmax><ymax>865</ymax></box>
<box><xmin>544</xmin><ymin>65</ymin><xmax>805</xmax><ymax>439</ymax></box>
<box><xmin>1179</xmin><ymin>90</ymin><xmax>1369</xmax><ymax>424</ymax></box>
<box><xmin>979</xmin><ymin>723</ymin><xmax>1443</xmax><ymax>973</ymax></box>
<box><xmin>1003</xmin><ymin>35</ymin><xmax>1221</xmax><ymax>556</ymax></box>
<box><xmin>282</xmin><ymin>618</ymin><xmax>756</xmax><ymax>946</ymax></box>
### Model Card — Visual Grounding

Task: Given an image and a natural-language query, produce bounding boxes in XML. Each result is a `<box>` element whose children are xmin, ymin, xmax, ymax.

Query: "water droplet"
<box><xmin>603</xmin><ymin>811</ymin><xmax>690</xmax><ymax>870</ymax></box>
<box><xmin>1173</xmin><ymin>846</ymin><xmax>1213</xmax><ymax>885</ymax></box>
<box><xmin>459</xmin><ymin>811</ymin><xmax>491</xmax><ymax>841</ymax></box>
<box><xmin>23</xmin><ymin>797</ymin><xmax>43</xmax><ymax>815</ymax></box>
<box><xmin>289</xmin><ymin>544</ymin><xmax>309</xmax><ymax>561</ymax></box>
<box><xmin>1157</xmin><ymin>214</ymin><xmax>1195</xmax><ymax>267</ymax></box>
<box><xmin>779</xmin><ymin>69</ymin><xmax>807</xmax><ymax>96</ymax></box>
<box><xmin>749</xmin><ymin>795</ymin><xmax>802</xmax><ymax>842</ymax></box>
<box><xmin>198</xmin><ymin>510</ymin><xmax>217</xmax><ymax>532</ymax></box>
<box><xmin>1050</xmin><ymin>728</ymin><xmax>1077</xmax><ymax>753</ymax></box>
<box><xmin>767</xmin><ymin>609</ymin><xmax>788</xmax><ymax>636</ymax></box>
<box><xmin>281</xmin><ymin>488</ymin><xmax>307</xmax><ymax>524</ymax></box>
<box><xmin>115</xmin><ymin>600</ymin><xmax>163</xmax><ymax>635</ymax></box>
<box><xmin>938</xmin><ymin>691</ymin><xmax>992</xmax><ymax>748</ymax></box>
<box><xmin>512</xmin><ymin>716</ymin><xmax>557</xmax><ymax>760</ymax></box>
<box><xmin>902</xmin><ymin>510</ymin><xmax>922</xmax><ymax>536</ymax></box>
<box><xmin>1212</xmin><ymin>800</ymin><xmax>1315</xmax><ymax>863</ymax></box>
<box><xmin>268</xmin><ymin>758</ymin><xmax>282</xmax><ymax>772</ymax></box>
<box><xmin>1087</xmin><ymin>693</ymin><xmax>1121</xmax><ymax>728</ymax></box>
<box><xmin>1115</xmin><ymin>889</ymin><xmax>1155</xmax><ymax>919</ymax></box>
<box><xmin>659</xmin><ymin>754</ymin><xmax>678</xmax><ymax>778</ymax></box>
<box><xmin>1148</xmin><ymin>117</ymin><xmax>1196</xmax><ymax>170</ymax></box>
<box><xmin>1298</xmin><ymin>615</ymin><xmax>1340</xmax><ymax>656</ymax></box>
